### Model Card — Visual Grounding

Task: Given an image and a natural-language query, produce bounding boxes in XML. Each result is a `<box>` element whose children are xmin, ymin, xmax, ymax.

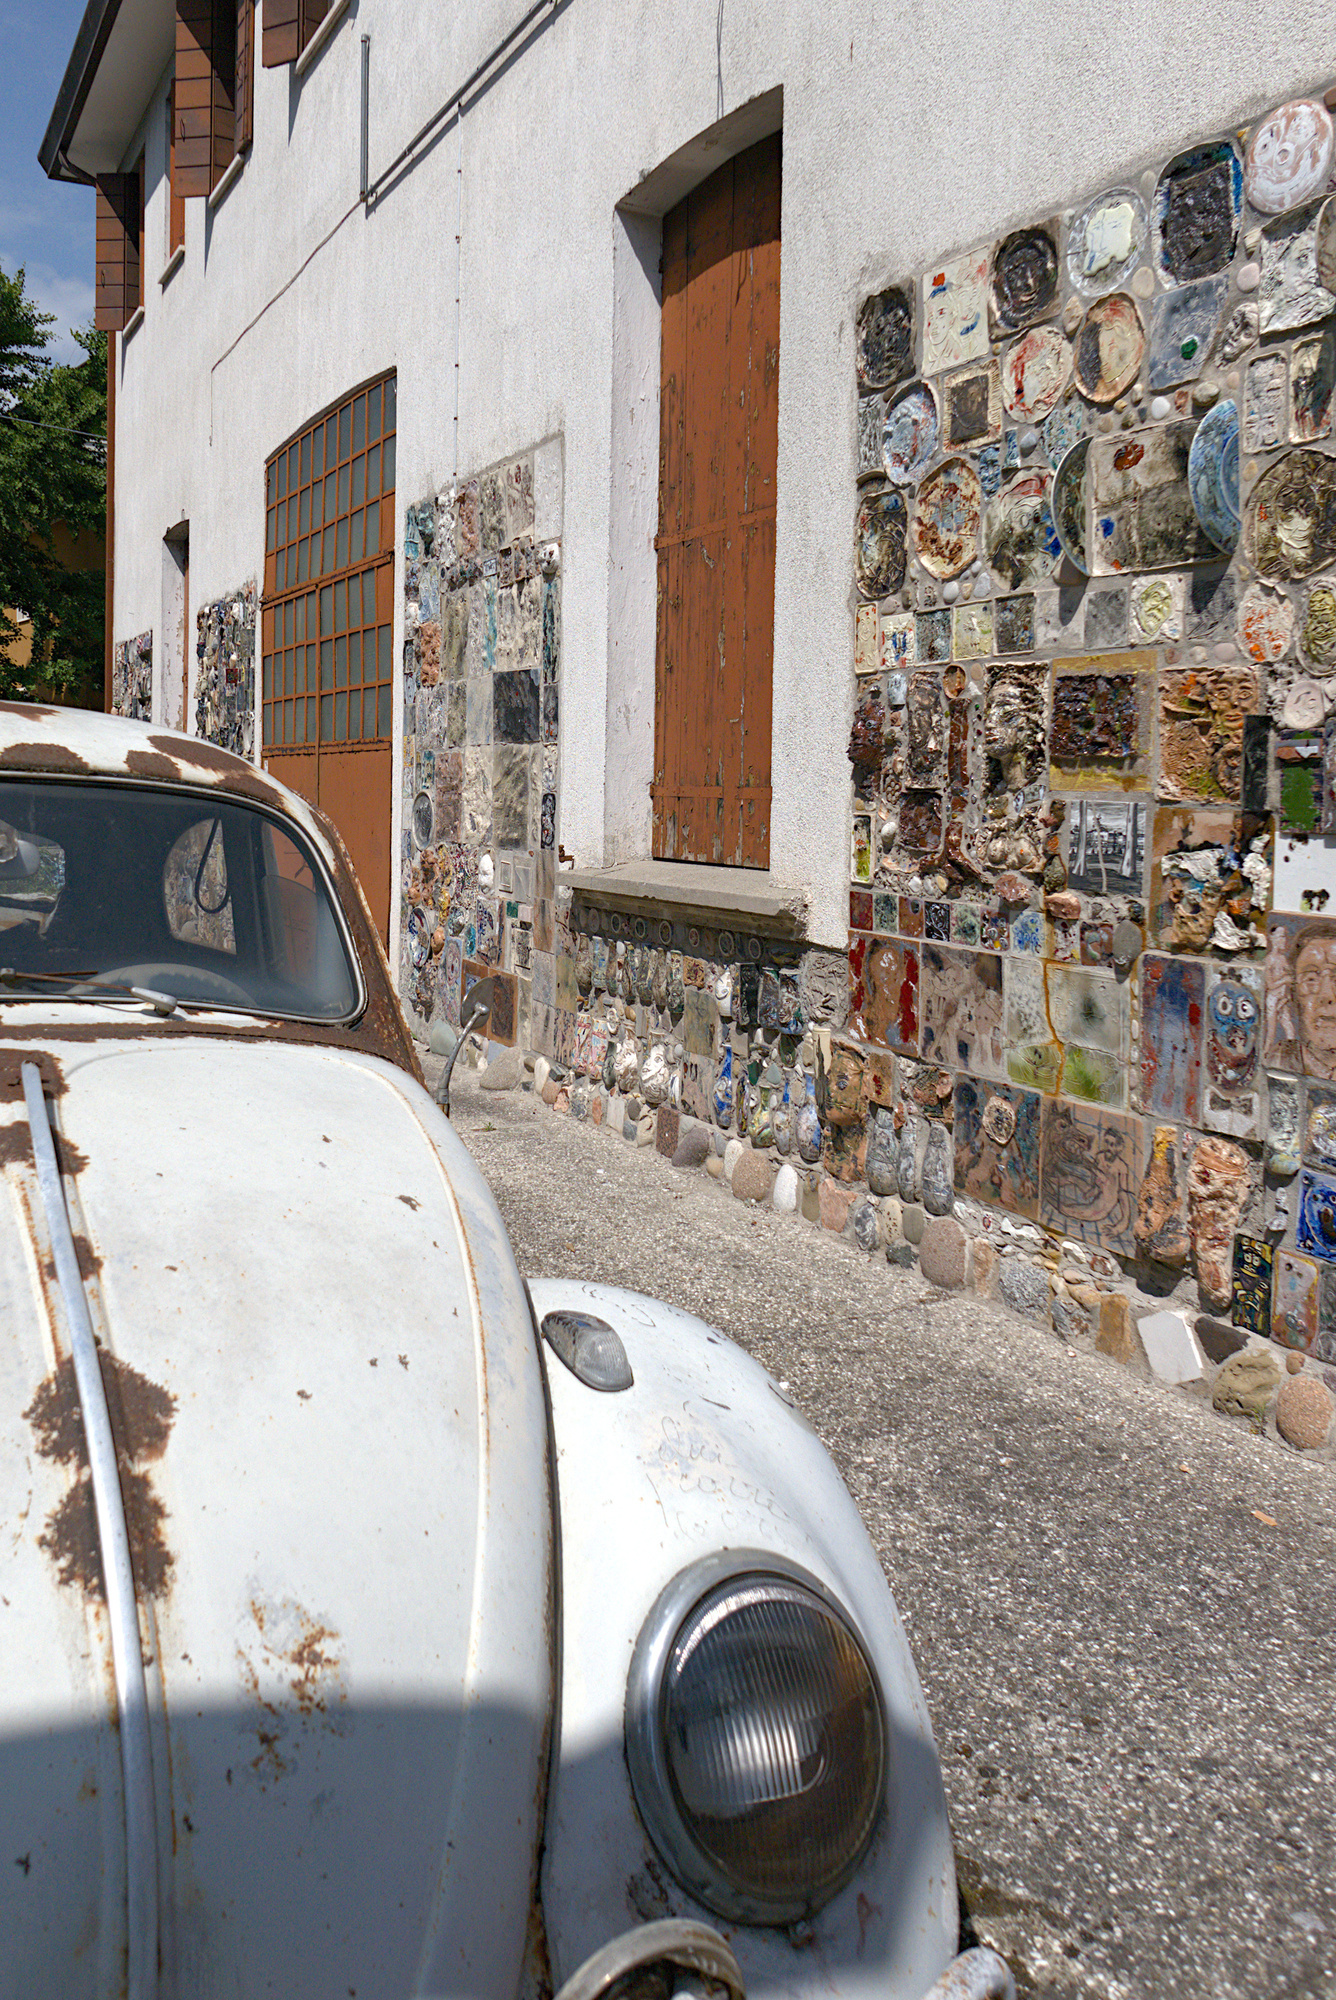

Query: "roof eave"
<box><xmin>39</xmin><ymin>0</ymin><xmax>123</xmax><ymax>186</ymax></box>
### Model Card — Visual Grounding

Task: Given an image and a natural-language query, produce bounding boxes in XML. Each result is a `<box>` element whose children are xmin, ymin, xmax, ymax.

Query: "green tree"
<box><xmin>0</xmin><ymin>266</ymin><xmax>106</xmax><ymax>708</ymax></box>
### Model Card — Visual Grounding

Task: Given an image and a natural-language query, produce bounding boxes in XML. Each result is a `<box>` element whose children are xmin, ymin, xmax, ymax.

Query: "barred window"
<box><xmin>261</xmin><ymin>374</ymin><xmax>396</xmax><ymax>752</ymax></box>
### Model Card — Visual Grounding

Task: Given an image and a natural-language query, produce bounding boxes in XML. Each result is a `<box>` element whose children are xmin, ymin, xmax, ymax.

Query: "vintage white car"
<box><xmin>0</xmin><ymin>705</ymin><xmax>1010</xmax><ymax>2000</ymax></box>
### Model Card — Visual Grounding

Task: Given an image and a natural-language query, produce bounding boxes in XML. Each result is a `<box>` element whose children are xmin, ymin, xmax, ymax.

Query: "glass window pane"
<box><xmin>323</xmin><ymin>524</ymin><xmax>336</xmax><ymax>573</ymax></box>
<box><xmin>363</xmin><ymin>688</ymin><xmax>377</xmax><ymax>738</ymax></box>
<box><xmin>335</xmin><ymin>691</ymin><xmax>347</xmax><ymax>739</ymax></box>
<box><xmin>366</xmin><ymin>442</ymin><xmax>381</xmax><ymax>500</ymax></box>
<box><xmin>378</xmin><ymin>625</ymin><xmax>391</xmax><ymax>678</ymax></box>
<box><xmin>378</xmin><ymin>683</ymin><xmax>391</xmax><ymax>735</ymax></box>
<box><xmin>291</xmin><ymin>700</ymin><xmax>303</xmax><ymax>746</ymax></box>
<box><xmin>263</xmin><ymin>707</ymin><xmax>273</xmax><ymax>745</ymax></box>
<box><xmin>367</xmin><ymin>382</ymin><xmax>381</xmax><ymax>440</ymax></box>
<box><xmin>320</xmin><ymin>584</ymin><xmax>333</xmax><ymax>636</ymax></box>
<box><xmin>365</xmin><ymin>504</ymin><xmax>380</xmax><ymax>557</ymax></box>
<box><xmin>262</xmin><ymin>656</ymin><xmax>272</xmax><ymax>700</ymax></box>
<box><xmin>323</xmin><ymin>470</ymin><xmax>335</xmax><ymax>521</ymax></box>
<box><xmin>282</xmin><ymin>600</ymin><xmax>292</xmax><ymax>645</ymax></box>
<box><xmin>276</xmin><ymin>548</ymin><xmax>287</xmax><ymax>591</ymax></box>
<box><xmin>278</xmin><ymin>702</ymin><xmax>287</xmax><ymax>746</ymax></box>
<box><xmin>266</xmin><ymin>507</ymin><xmax>276</xmax><ymax>552</ymax></box>
<box><xmin>338</xmin><ymin>404</ymin><xmax>351</xmax><ymax>461</ymax></box>
<box><xmin>311</xmin><ymin>482</ymin><xmax>323</xmax><ymax>533</ymax></box>
<box><xmin>384</xmin><ymin>376</ymin><xmax>396</xmax><ymax>432</ymax></box>
<box><xmin>351</xmin><ymin>454</ymin><xmax>365</xmax><ymax>509</ymax></box>
<box><xmin>283</xmin><ymin>495</ymin><xmax>294</xmax><ymax>544</ymax></box>
<box><xmin>359</xmin><ymin>571</ymin><xmax>373</xmax><ymax>624</ymax></box>
<box><xmin>280</xmin><ymin>651</ymin><xmax>289</xmax><ymax>697</ymax></box>
<box><xmin>383</xmin><ymin>434</ymin><xmax>396</xmax><ymax>492</ymax></box>
<box><xmin>295</xmin><ymin>596</ymin><xmax>306</xmax><ymax>641</ymax></box>
<box><xmin>337</xmin><ymin>462</ymin><xmax>349</xmax><ymax>517</ymax></box>
<box><xmin>321</xmin><ymin>692</ymin><xmax>333</xmax><ymax>740</ymax></box>
<box><xmin>311</xmin><ymin>425</ymin><xmax>324</xmax><ymax>478</ymax></box>
<box><xmin>266</xmin><ymin>462</ymin><xmax>276</xmax><ymax>504</ymax></box>
<box><xmin>300</xmin><ymin>433</ymin><xmax>310</xmax><ymax>484</ymax></box>
<box><xmin>349</xmin><ymin>511</ymin><xmax>364</xmax><ymax>564</ymax></box>
<box><xmin>275</xmin><ymin>453</ymin><xmax>286</xmax><ymax>499</ymax></box>
<box><xmin>333</xmin><ymin>578</ymin><xmax>346</xmax><ymax>632</ymax></box>
<box><xmin>334</xmin><ymin>635</ymin><xmax>347</xmax><ymax>687</ymax></box>
<box><xmin>296</xmin><ymin>540</ymin><xmax>308</xmax><ymax>584</ymax></box>
<box><xmin>287</xmin><ymin>443</ymin><xmax>298</xmax><ymax>490</ymax></box>
<box><xmin>352</xmin><ymin>395</ymin><xmax>365</xmax><ymax>454</ymax></box>
<box><xmin>306</xmin><ymin>695</ymin><xmax>317</xmax><ymax>740</ymax></box>
<box><xmin>299</xmin><ymin>487</ymin><xmax>310</xmax><ymax>536</ymax></box>
<box><xmin>320</xmin><ymin>639</ymin><xmax>333</xmax><ymax>688</ymax></box>
<box><xmin>336</xmin><ymin>518</ymin><xmax>348</xmax><ymax>570</ymax></box>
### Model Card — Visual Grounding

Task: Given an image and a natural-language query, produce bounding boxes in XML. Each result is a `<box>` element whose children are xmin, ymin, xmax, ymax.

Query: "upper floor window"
<box><xmin>261</xmin><ymin>0</ymin><xmax>332</xmax><ymax>67</ymax></box>
<box><xmin>173</xmin><ymin>0</ymin><xmax>254</xmax><ymax>203</ymax></box>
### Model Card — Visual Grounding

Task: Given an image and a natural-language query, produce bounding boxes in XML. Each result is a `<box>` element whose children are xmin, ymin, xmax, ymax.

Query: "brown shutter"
<box><xmin>175</xmin><ymin>0</ymin><xmax>216</xmax><ymax>197</ymax></box>
<box><xmin>300</xmin><ymin>0</ymin><xmax>330</xmax><ymax>42</ymax></box>
<box><xmin>261</xmin><ymin>0</ymin><xmax>299</xmax><ymax>65</ymax></box>
<box><xmin>210</xmin><ymin>0</ymin><xmax>237</xmax><ymax>186</ymax></box>
<box><xmin>234</xmin><ymin>0</ymin><xmax>254</xmax><ymax>150</ymax></box>
<box><xmin>94</xmin><ymin>174</ymin><xmax>140</xmax><ymax>331</ymax></box>
<box><xmin>651</xmin><ymin>133</ymin><xmax>780</xmax><ymax>868</ymax></box>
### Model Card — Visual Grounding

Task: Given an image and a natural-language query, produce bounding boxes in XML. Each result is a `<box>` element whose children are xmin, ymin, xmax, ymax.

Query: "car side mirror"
<box><xmin>435</xmin><ymin>977</ymin><xmax>495</xmax><ymax>1117</ymax></box>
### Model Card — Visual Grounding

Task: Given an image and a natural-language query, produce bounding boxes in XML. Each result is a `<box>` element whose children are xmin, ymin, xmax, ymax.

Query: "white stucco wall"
<box><xmin>107</xmin><ymin>0</ymin><xmax>1335</xmax><ymax>950</ymax></box>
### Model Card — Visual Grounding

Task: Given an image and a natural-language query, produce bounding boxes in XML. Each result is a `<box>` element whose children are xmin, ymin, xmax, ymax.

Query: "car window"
<box><xmin>0</xmin><ymin>778</ymin><xmax>359</xmax><ymax>1021</ymax></box>
<box><xmin>163</xmin><ymin>818</ymin><xmax>237</xmax><ymax>956</ymax></box>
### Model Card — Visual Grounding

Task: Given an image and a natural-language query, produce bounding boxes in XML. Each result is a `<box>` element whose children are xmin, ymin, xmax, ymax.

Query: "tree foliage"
<box><xmin>0</xmin><ymin>267</ymin><xmax>106</xmax><ymax>708</ymax></box>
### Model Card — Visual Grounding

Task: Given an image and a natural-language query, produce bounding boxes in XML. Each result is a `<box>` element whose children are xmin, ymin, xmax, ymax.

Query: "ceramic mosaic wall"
<box><xmin>846</xmin><ymin>88</ymin><xmax>1336</xmax><ymax>1353</ymax></box>
<box><xmin>111</xmin><ymin>631</ymin><xmax>152</xmax><ymax>720</ymax></box>
<box><xmin>195</xmin><ymin>583</ymin><xmax>256</xmax><ymax>759</ymax></box>
<box><xmin>398</xmin><ymin>448</ymin><xmax>560</xmax><ymax>1048</ymax></box>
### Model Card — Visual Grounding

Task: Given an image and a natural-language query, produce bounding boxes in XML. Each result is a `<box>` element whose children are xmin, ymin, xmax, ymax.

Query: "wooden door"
<box><xmin>261</xmin><ymin>376</ymin><xmax>396</xmax><ymax>944</ymax></box>
<box><xmin>652</xmin><ymin>133</ymin><xmax>780</xmax><ymax>868</ymax></box>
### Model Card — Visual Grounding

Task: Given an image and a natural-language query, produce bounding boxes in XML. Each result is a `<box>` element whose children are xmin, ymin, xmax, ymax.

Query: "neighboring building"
<box><xmin>40</xmin><ymin>5</ymin><xmax>1336</xmax><ymax>1331</ymax></box>
<box><xmin>2</xmin><ymin>521</ymin><xmax>106</xmax><ymax>708</ymax></box>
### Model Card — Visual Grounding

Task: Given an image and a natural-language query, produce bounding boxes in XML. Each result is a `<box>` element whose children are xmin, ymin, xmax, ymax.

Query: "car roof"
<box><xmin>0</xmin><ymin>702</ymin><xmax>330</xmax><ymax>856</ymax></box>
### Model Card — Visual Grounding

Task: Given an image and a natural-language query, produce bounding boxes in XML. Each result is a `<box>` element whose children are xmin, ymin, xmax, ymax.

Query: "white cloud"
<box><xmin>0</xmin><ymin>257</ymin><xmax>94</xmax><ymax>365</ymax></box>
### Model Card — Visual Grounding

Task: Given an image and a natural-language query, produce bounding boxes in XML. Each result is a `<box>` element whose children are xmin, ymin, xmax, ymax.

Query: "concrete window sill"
<box><xmin>121</xmin><ymin>305</ymin><xmax>145</xmax><ymax>343</ymax></box>
<box><xmin>564</xmin><ymin>859</ymin><xmax>809</xmax><ymax>935</ymax></box>
<box><xmin>294</xmin><ymin>0</ymin><xmax>351</xmax><ymax>77</ymax></box>
<box><xmin>207</xmin><ymin>148</ymin><xmax>246</xmax><ymax>212</ymax></box>
<box><xmin>159</xmin><ymin>244</ymin><xmax>185</xmax><ymax>287</ymax></box>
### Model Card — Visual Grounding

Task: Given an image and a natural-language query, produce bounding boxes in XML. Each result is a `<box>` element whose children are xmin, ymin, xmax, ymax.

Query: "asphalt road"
<box><xmin>441</xmin><ymin>1060</ymin><xmax>1336</xmax><ymax>2000</ymax></box>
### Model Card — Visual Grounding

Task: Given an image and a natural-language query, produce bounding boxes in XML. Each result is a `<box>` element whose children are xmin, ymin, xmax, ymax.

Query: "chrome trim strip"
<box><xmin>23</xmin><ymin>1063</ymin><xmax>158</xmax><ymax>2000</ymax></box>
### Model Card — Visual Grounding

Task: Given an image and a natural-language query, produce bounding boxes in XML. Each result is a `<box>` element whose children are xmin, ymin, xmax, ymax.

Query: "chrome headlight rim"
<box><xmin>624</xmin><ymin>1549</ymin><xmax>888</xmax><ymax>1927</ymax></box>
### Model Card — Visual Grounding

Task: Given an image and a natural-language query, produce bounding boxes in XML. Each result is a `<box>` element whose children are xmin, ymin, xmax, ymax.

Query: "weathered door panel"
<box><xmin>652</xmin><ymin>133</ymin><xmax>780</xmax><ymax>868</ymax></box>
<box><xmin>314</xmin><ymin>744</ymin><xmax>392</xmax><ymax>946</ymax></box>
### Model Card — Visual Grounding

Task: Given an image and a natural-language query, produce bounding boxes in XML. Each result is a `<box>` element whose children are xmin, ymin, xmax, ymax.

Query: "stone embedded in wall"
<box><xmin>195</xmin><ymin>584</ymin><xmax>256</xmax><ymax>759</ymax></box>
<box><xmin>112</xmin><ymin>631</ymin><xmax>152</xmax><ymax>720</ymax></box>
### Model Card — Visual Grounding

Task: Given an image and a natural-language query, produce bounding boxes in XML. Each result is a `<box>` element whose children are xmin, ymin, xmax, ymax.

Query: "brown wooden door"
<box><xmin>652</xmin><ymin>132</ymin><xmax>780</xmax><ymax>868</ymax></box>
<box><xmin>262</xmin><ymin>376</ymin><xmax>396</xmax><ymax>944</ymax></box>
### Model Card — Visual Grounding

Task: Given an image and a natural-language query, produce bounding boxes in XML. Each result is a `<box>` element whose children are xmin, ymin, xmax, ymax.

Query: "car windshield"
<box><xmin>0</xmin><ymin>777</ymin><xmax>359</xmax><ymax>1020</ymax></box>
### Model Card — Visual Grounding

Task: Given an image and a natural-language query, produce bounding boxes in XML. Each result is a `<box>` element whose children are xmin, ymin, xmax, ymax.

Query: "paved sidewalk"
<box><xmin>442</xmin><ymin>1060</ymin><xmax>1336</xmax><ymax>2000</ymax></box>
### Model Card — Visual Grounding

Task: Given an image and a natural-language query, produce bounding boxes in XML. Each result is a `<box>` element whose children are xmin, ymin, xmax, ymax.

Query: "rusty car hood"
<box><xmin>0</xmin><ymin>1030</ymin><xmax>553</xmax><ymax>2000</ymax></box>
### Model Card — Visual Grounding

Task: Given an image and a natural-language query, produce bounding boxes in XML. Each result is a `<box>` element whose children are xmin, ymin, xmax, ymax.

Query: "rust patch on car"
<box><xmin>0</xmin><ymin>702</ymin><xmax>58</xmax><ymax>720</ymax></box>
<box><xmin>125</xmin><ymin>750</ymin><xmax>185</xmax><ymax>784</ymax></box>
<box><xmin>0</xmin><ymin>740</ymin><xmax>93</xmax><ymax>774</ymax></box>
<box><xmin>42</xmin><ymin>1230</ymin><xmax>102</xmax><ymax>1285</ymax></box>
<box><xmin>24</xmin><ymin>1350</ymin><xmax>176</xmax><ymax>1599</ymax></box>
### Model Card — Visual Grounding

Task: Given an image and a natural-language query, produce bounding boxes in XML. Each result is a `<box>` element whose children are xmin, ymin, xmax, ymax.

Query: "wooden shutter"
<box><xmin>652</xmin><ymin>132</ymin><xmax>780</xmax><ymax>869</ymax></box>
<box><xmin>176</xmin><ymin>1</ymin><xmax>236</xmax><ymax>196</ymax></box>
<box><xmin>94</xmin><ymin>174</ymin><xmax>140</xmax><ymax>331</ymax></box>
<box><xmin>262</xmin><ymin>0</ymin><xmax>299</xmax><ymax>65</ymax></box>
<box><xmin>167</xmin><ymin>81</ymin><xmax>185</xmax><ymax>250</ymax></box>
<box><xmin>234</xmin><ymin>0</ymin><xmax>254</xmax><ymax>151</ymax></box>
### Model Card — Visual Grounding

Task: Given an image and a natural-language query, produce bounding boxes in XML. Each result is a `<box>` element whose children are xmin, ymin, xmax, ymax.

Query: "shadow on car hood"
<box><xmin>0</xmin><ymin>1036</ymin><xmax>552</xmax><ymax>2000</ymax></box>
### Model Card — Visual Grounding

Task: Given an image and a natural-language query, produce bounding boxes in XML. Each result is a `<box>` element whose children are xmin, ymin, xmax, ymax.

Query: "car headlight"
<box><xmin>625</xmin><ymin>1552</ymin><xmax>888</xmax><ymax>1925</ymax></box>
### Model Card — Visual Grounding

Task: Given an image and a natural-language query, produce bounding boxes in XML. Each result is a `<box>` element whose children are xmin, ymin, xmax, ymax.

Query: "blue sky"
<box><xmin>0</xmin><ymin>1</ymin><xmax>97</xmax><ymax>363</ymax></box>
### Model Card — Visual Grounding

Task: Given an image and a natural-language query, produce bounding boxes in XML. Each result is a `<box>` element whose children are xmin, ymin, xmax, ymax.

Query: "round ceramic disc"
<box><xmin>1067</xmin><ymin>187</ymin><xmax>1148</xmax><ymax>297</ymax></box>
<box><xmin>1050</xmin><ymin>438</ymin><xmax>1090</xmax><ymax>574</ymax></box>
<box><xmin>1188</xmin><ymin>398</ymin><xmax>1240</xmax><ymax>553</ymax></box>
<box><xmin>983</xmin><ymin>472</ymin><xmax>1060</xmax><ymax>589</ymax></box>
<box><xmin>855</xmin><ymin>485</ymin><xmax>909</xmax><ymax>598</ymax></box>
<box><xmin>1002</xmin><ymin>325</ymin><xmax>1072</xmax><ymax>421</ymax></box>
<box><xmin>1244</xmin><ymin>99</ymin><xmax>1335</xmax><ymax>216</ymax></box>
<box><xmin>1072</xmin><ymin>293</ymin><xmax>1145</xmax><ymax>403</ymax></box>
<box><xmin>882</xmin><ymin>382</ymin><xmax>939</xmax><ymax>485</ymax></box>
<box><xmin>1248</xmin><ymin>449</ymin><xmax>1336</xmax><ymax>578</ymax></box>
<box><xmin>912</xmin><ymin>456</ymin><xmax>983</xmax><ymax>578</ymax></box>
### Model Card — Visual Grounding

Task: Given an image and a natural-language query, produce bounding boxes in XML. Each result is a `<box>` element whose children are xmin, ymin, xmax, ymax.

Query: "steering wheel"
<box><xmin>95</xmin><ymin>963</ymin><xmax>255</xmax><ymax>1007</ymax></box>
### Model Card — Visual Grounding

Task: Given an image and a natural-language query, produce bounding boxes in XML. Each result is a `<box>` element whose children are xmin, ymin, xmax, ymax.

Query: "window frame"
<box><xmin>260</xmin><ymin>372</ymin><xmax>398</xmax><ymax>757</ymax></box>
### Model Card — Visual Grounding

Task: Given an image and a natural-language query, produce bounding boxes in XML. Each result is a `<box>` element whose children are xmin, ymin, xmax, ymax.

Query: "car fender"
<box><xmin>529</xmin><ymin>1278</ymin><xmax>957</xmax><ymax>2000</ymax></box>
